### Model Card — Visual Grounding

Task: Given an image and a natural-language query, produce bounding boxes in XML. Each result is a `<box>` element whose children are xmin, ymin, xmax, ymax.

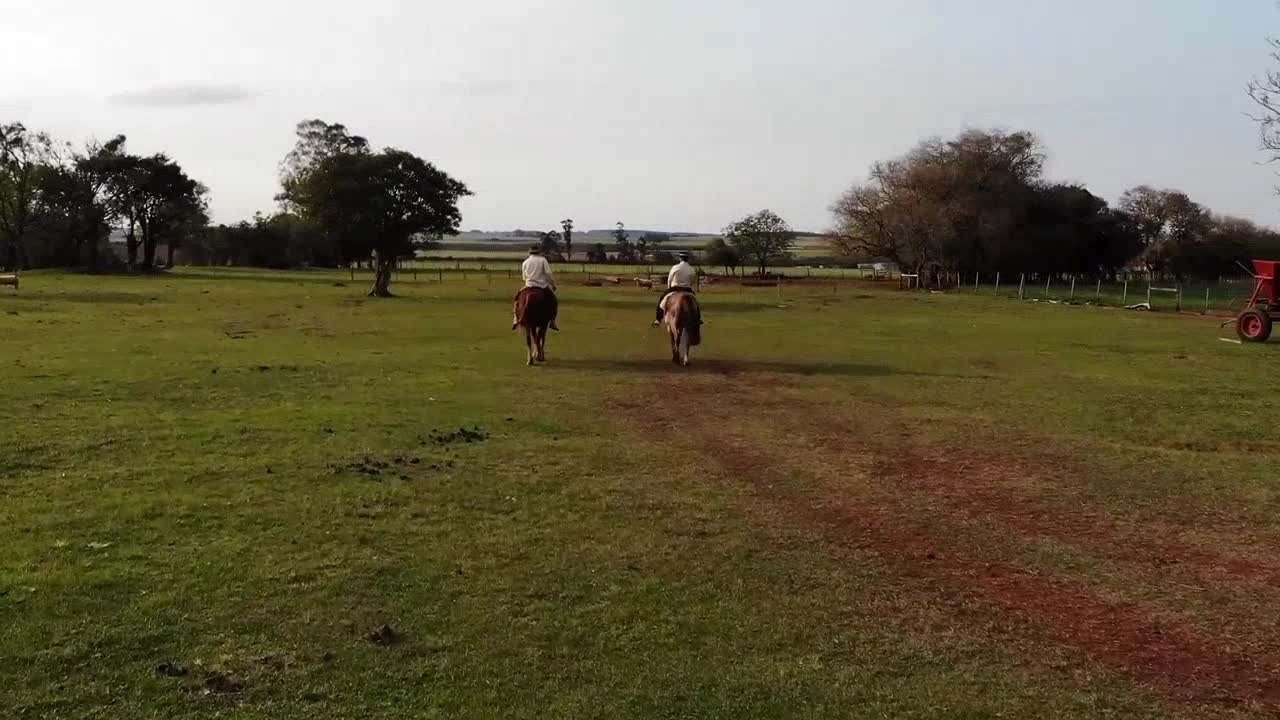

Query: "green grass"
<box><xmin>2</xmin><ymin>269</ymin><xmax>1279</xmax><ymax>718</ymax></box>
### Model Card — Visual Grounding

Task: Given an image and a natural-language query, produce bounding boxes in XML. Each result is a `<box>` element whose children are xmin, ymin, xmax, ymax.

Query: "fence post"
<box><xmin>1070</xmin><ymin>276</ymin><xmax>1076</xmax><ymax>300</ymax></box>
<box><xmin>1045</xmin><ymin>276</ymin><xmax>1051</xmax><ymax>297</ymax></box>
<box><xmin>1122</xmin><ymin>280</ymin><xmax>1128</xmax><ymax>304</ymax></box>
<box><xmin>1205</xmin><ymin>287</ymin><xmax>1211</xmax><ymax>314</ymax></box>
<box><xmin>1177</xmin><ymin>284</ymin><xmax>1183</xmax><ymax>312</ymax></box>
<box><xmin>438</xmin><ymin>269</ymin><xmax>443</xmax><ymax>284</ymax></box>
<box><xmin>974</xmin><ymin>272</ymin><xmax>980</xmax><ymax>292</ymax></box>
<box><xmin>1147</xmin><ymin>284</ymin><xmax>1152</xmax><ymax>307</ymax></box>
<box><xmin>350</xmin><ymin>264</ymin><xmax>355</xmax><ymax>282</ymax></box>
<box><xmin>1019</xmin><ymin>273</ymin><xmax>1026</xmax><ymax>299</ymax></box>
<box><xmin>995</xmin><ymin>272</ymin><xmax>1001</xmax><ymax>295</ymax></box>
<box><xmin>1096</xmin><ymin>278</ymin><xmax>1102</xmax><ymax>301</ymax></box>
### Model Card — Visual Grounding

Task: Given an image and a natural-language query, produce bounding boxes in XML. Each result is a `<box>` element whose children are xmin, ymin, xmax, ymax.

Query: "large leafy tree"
<box><xmin>1118</xmin><ymin>186</ymin><xmax>1210</xmax><ymax>279</ymax></box>
<box><xmin>102</xmin><ymin>146</ymin><xmax>202</xmax><ymax>270</ymax></box>
<box><xmin>280</xmin><ymin>120</ymin><xmax>471</xmax><ymax>296</ymax></box>
<box><xmin>0</xmin><ymin>123</ymin><xmax>57</xmax><ymax>269</ymax></box>
<box><xmin>725</xmin><ymin>209</ymin><xmax>795</xmax><ymax>276</ymax></box>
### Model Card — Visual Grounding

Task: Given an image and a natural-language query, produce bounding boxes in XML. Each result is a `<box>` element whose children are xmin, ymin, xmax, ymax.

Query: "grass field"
<box><xmin>4</xmin><ymin>269</ymin><xmax>1280</xmax><ymax>718</ymax></box>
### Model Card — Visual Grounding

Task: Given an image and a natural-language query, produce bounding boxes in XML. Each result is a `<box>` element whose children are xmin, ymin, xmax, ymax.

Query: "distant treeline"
<box><xmin>830</xmin><ymin>129</ymin><xmax>1280</xmax><ymax>284</ymax></box>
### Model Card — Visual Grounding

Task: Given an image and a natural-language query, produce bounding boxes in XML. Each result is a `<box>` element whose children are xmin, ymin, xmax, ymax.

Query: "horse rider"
<box><xmin>654</xmin><ymin>250</ymin><xmax>699</xmax><ymax>326</ymax></box>
<box><xmin>513</xmin><ymin>244</ymin><xmax>560</xmax><ymax>331</ymax></box>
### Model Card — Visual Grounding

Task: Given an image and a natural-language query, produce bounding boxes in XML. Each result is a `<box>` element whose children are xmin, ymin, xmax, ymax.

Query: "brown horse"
<box><xmin>514</xmin><ymin>287</ymin><xmax>554</xmax><ymax>366</ymax></box>
<box><xmin>662</xmin><ymin>291</ymin><xmax>701</xmax><ymax>366</ymax></box>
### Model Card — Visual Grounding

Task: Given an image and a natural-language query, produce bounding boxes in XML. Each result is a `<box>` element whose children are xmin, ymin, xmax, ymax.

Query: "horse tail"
<box><xmin>678</xmin><ymin>294</ymin><xmax>702</xmax><ymax>347</ymax></box>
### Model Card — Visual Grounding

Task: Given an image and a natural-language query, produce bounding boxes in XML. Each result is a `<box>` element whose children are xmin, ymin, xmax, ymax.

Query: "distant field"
<box><xmin>4</xmin><ymin>270</ymin><xmax>1280</xmax><ymax>718</ymax></box>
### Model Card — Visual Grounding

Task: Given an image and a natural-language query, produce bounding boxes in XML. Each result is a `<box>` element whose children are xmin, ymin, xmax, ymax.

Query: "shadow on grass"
<box><xmin>550</xmin><ymin>357</ymin><xmax>987</xmax><ymax>379</ymax></box>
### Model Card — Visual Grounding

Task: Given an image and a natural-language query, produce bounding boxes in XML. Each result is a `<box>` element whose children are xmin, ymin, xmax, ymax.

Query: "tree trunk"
<box><xmin>166</xmin><ymin>240</ymin><xmax>175</xmax><ymax>268</ymax></box>
<box><xmin>126</xmin><ymin>221</ymin><xmax>138</xmax><ymax>270</ymax></box>
<box><xmin>88</xmin><ymin>233</ymin><xmax>100</xmax><ymax>273</ymax></box>
<box><xmin>369</xmin><ymin>254</ymin><xmax>394</xmax><ymax>297</ymax></box>
<box><xmin>142</xmin><ymin>218</ymin><xmax>156</xmax><ymax>270</ymax></box>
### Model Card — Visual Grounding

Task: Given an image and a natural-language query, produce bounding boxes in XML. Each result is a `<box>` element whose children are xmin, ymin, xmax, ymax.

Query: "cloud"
<box><xmin>110</xmin><ymin>84</ymin><xmax>257</xmax><ymax>108</ymax></box>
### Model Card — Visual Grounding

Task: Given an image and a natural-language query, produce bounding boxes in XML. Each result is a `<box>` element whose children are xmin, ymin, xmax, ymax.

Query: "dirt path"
<box><xmin>606</xmin><ymin>364</ymin><xmax>1280</xmax><ymax>714</ymax></box>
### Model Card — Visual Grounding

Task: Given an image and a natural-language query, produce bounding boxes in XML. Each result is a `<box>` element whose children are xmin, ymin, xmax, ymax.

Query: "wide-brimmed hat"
<box><xmin>677</xmin><ymin>251</ymin><xmax>691</xmax><ymax>259</ymax></box>
<box><xmin>529</xmin><ymin>244</ymin><xmax>542</xmax><ymax>254</ymax></box>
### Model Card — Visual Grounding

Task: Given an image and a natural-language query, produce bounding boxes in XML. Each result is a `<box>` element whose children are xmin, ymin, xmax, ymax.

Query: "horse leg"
<box><xmin>670</xmin><ymin>329</ymin><xmax>681</xmax><ymax>364</ymax></box>
<box><xmin>536</xmin><ymin>325</ymin><xmax>547</xmax><ymax>362</ymax></box>
<box><xmin>522</xmin><ymin>326</ymin><xmax>535</xmax><ymax>366</ymax></box>
<box><xmin>680</xmin><ymin>327</ymin><xmax>691</xmax><ymax>366</ymax></box>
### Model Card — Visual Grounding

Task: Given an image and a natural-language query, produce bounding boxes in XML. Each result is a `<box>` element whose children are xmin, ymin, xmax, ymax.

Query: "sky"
<box><xmin>2</xmin><ymin>0</ymin><xmax>1279</xmax><ymax>232</ymax></box>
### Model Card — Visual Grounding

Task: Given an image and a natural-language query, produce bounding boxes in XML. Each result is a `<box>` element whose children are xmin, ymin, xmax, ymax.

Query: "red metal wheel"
<box><xmin>1238</xmin><ymin>308</ymin><xmax>1274</xmax><ymax>343</ymax></box>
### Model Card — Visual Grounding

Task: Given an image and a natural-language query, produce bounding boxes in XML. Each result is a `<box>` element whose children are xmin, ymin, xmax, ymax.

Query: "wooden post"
<box><xmin>1069</xmin><ymin>276</ymin><xmax>1076</xmax><ymax>300</ymax></box>
<box><xmin>350</xmin><ymin>264</ymin><xmax>355</xmax><ymax>282</ymax></box>
<box><xmin>1045</xmin><ymin>276</ymin><xmax>1051</xmax><ymax>297</ymax></box>
<box><xmin>974</xmin><ymin>272</ymin><xmax>979</xmax><ymax>292</ymax></box>
<box><xmin>1018</xmin><ymin>273</ymin><xmax>1026</xmax><ymax>299</ymax></box>
<box><xmin>995</xmin><ymin>272</ymin><xmax>1001</xmax><ymax>295</ymax></box>
<box><xmin>1147</xmin><ymin>284</ymin><xmax>1152</xmax><ymax>307</ymax></box>
<box><xmin>1123</xmin><ymin>280</ymin><xmax>1128</xmax><ymax>304</ymax></box>
<box><xmin>1177</xmin><ymin>284</ymin><xmax>1183</xmax><ymax>312</ymax></box>
<box><xmin>1096</xmin><ymin>278</ymin><xmax>1102</xmax><ymax>301</ymax></box>
<box><xmin>438</xmin><ymin>269</ymin><xmax>443</xmax><ymax>284</ymax></box>
<box><xmin>1205</xmin><ymin>287</ymin><xmax>1211</xmax><ymax>314</ymax></box>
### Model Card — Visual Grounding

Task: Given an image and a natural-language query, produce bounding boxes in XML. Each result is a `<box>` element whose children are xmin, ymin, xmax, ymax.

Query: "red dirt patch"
<box><xmin>605</xmin><ymin>370</ymin><xmax>1280</xmax><ymax>713</ymax></box>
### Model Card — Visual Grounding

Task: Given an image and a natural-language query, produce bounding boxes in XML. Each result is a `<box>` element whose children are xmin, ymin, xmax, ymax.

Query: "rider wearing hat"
<box><xmin>654</xmin><ymin>250</ymin><xmax>698</xmax><ymax>326</ymax></box>
<box><xmin>514</xmin><ymin>244</ymin><xmax>560</xmax><ymax>331</ymax></box>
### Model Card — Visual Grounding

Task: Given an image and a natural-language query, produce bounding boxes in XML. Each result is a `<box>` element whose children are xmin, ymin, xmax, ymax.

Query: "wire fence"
<box><xmin>381</xmin><ymin>258</ymin><xmax>888</xmax><ymax>281</ymax></box>
<box><xmin>345</xmin><ymin>261</ymin><xmax>1259</xmax><ymax>315</ymax></box>
<box><xmin>929</xmin><ymin>272</ymin><xmax>1257</xmax><ymax>314</ymax></box>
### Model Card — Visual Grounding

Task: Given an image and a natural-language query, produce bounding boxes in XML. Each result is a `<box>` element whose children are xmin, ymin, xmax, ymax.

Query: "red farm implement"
<box><xmin>1237</xmin><ymin>260</ymin><xmax>1280</xmax><ymax>342</ymax></box>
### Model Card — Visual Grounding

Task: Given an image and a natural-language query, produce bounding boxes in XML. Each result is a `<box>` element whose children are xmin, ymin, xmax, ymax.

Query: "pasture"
<box><xmin>3</xmin><ymin>269</ymin><xmax>1279</xmax><ymax>719</ymax></box>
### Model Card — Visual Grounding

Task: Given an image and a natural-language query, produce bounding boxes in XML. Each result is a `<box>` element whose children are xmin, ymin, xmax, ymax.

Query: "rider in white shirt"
<box><xmin>654</xmin><ymin>251</ymin><xmax>699</xmax><ymax>326</ymax></box>
<box><xmin>513</xmin><ymin>245</ymin><xmax>560</xmax><ymax>331</ymax></box>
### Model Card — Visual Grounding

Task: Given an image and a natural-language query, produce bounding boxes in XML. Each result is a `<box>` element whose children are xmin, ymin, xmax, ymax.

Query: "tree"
<box><xmin>586</xmin><ymin>242</ymin><xmax>608</xmax><ymax>263</ymax></box>
<box><xmin>0</xmin><ymin>123</ymin><xmax>56</xmax><ymax>269</ymax></box>
<box><xmin>637</xmin><ymin>231</ymin><xmax>669</xmax><ymax>262</ymax></box>
<box><xmin>704</xmin><ymin>237</ymin><xmax>741</xmax><ymax>275</ymax></box>
<box><xmin>540</xmin><ymin>230</ymin><xmax>564</xmax><ymax>261</ymax></box>
<box><xmin>1119</xmin><ymin>187</ymin><xmax>1210</xmax><ymax>278</ymax></box>
<box><xmin>561</xmin><ymin>218</ymin><xmax>574</xmax><ymax>261</ymax></box>
<box><xmin>725</xmin><ymin>209</ymin><xmax>796</xmax><ymax>276</ymax></box>
<box><xmin>280</xmin><ymin>119</ymin><xmax>471</xmax><ymax>296</ymax></box>
<box><xmin>1249</xmin><ymin>35</ymin><xmax>1280</xmax><ymax>175</ymax></box>
<box><xmin>613</xmin><ymin>221</ymin><xmax>637</xmax><ymax>262</ymax></box>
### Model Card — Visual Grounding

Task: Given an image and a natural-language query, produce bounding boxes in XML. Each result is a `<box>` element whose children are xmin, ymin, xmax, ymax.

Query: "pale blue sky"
<box><xmin>1</xmin><ymin>0</ymin><xmax>1277</xmax><ymax>232</ymax></box>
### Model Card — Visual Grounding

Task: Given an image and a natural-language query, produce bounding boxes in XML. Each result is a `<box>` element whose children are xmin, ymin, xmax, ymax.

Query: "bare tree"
<box><xmin>1249</xmin><ymin>37</ymin><xmax>1280</xmax><ymax>175</ymax></box>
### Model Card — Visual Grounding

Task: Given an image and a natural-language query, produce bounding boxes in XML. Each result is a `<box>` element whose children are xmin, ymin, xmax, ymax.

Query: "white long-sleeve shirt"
<box><xmin>522</xmin><ymin>255</ymin><xmax>556</xmax><ymax>290</ymax></box>
<box><xmin>667</xmin><ymin>261</ymin><xmax>697</xmax><ymax>289</ymax></box>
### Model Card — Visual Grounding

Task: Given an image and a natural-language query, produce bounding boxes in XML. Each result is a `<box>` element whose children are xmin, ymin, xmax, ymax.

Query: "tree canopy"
<box><xmin>725</xmin><ymin>210</ymin><xmax>795</xmax><ymax>276</ymax></box>
<box><xmin>278</xmin><ymin>120</ymin><xmax>471</xmax><ymax>296</ymax></box>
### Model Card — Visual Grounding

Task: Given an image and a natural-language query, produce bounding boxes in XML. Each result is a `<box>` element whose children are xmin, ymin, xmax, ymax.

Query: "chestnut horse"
<box><xmin>514</xmin><ymin>287</ymin><xmax>554</xmax><ymax>366</ymax></box>
<box><xmin>662</xmin><ymin>291</ymin><xmax>701</xmax><ymax>366</ymax></box>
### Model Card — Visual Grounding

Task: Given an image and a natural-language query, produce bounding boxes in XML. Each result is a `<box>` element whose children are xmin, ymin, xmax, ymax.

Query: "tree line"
<box><xmin>828</xmin><ymin>128</ymin><xmax>1280</xmax><ymax>285</ymax></box>
<box><xmin>0</xmin><ymin>124</ymin><xmax>207</xmax><ymax>271</ymax></box>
